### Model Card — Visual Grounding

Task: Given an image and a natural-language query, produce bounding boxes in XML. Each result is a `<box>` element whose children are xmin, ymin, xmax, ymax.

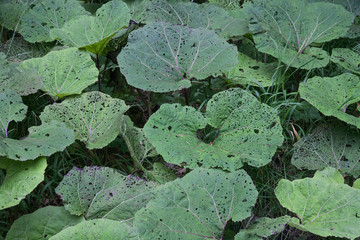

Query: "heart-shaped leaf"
<box><xmin>299</xmin><ymin>73</ymin><xmax>360</xmax><ymax>129</ymax></box>
<box><xmin>292</xmin><ymin>122</ymin><xmax>360</xmax><ymax>177</ymax></box>
<box><xmin>19</xmin><ymin>48</ymin><xmax>98</xmax><ymax>99</ymax></box>
<box><xmin>56</xmin><ymin>166</ymin><xmax>156</xmax><ymax>221</ymax></box>
<box><xmin>117</xmin><ymin>21</ymin><xmax>238</xmax><ymax>92</ymax></box>
<box><xmin>330</xmin><ymin>48</ymin><xmax>360</xmax><ymax>74</ymax></box>
<box><xmin>19</xmin><ymin>0</ymin><xmax>89</xmax><ymax>43</ymax></box>
<box><xmin>0</xmin><ymin>157</ymin><xmax>46</xmax><ymax>210</ymax></box>
<box><xmin>144</xmin><ymin>88</ymin><xmax>283</xmax><ymax>171</ymax></box>
<box><xmin>245</xmin><ymin>0</ymin><xmax>353</xmax><ymax>69</ymax></box>
<box><xmin>50</xmin><ymin>219</ymin><xmax>138</xmax><ymax>240</ymax></box>
<box><xmin>135</xmin><ymin>168</ymin><xmax>257</xmax><ymax>239</ymax></box>
<box><xmin>275</xmin><ymin>167</ymin><xmax>360</xmax><ymax>239</ymax></box>
<box><xmin>40</xmin><ymin>91</ymin><xmax>129</xmax><ymax>149</ymax></box>
<box><xmin>6</xmin><ymin>206</ymin><xmax>84</xmax><ymax>240</ymax></box>
<box><xmin>50</xmin><ymin>0</ymin><xmax>131</xmax><ymax>54</ymax></box>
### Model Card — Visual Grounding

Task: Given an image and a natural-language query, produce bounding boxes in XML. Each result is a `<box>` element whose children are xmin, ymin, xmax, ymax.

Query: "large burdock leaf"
<box><xmin>19</xmin><ymin>0</ymin><xmax>89</xmax><ymax>43</ymax></box>
<box><xmin>292</xmin><ymin>122</ymin><xmax>360</xmax><ymax>177</ymax></box>
<box><xmin>139</xmin><ymin>0</ymin><xmax>248</xmax><ymax>39</ymax></box>
<box><xmin>0</xmin><ymin>0</ymin><xmax>34</xmax><ymax>31</ymax></box>
<box><xmin>40</xmin><ymin>91</ymin><xmax>129</xmax><ymax>149</ymax></box>
<box><xmin>0</xmin><ymin>157</ymin><xmax>46</xmax><ymax>210</ymax></box>
<box><xmin>135</xmin><ymin>168</ymin><xmax>258</xmax><ymax>239</ymax></box>
<box><xmin>275</xmin><ymin>167</ymin><xmax>360</xmax><ymax>239</ymax></box>
<box><xmin>144</xmin><ymin>88</ymin><xmax>283</xmax><ymax>171</ymax></box>
<box><xmin>50</xmin><ymin>0</ymin><xmax>131</xmax><ymax>55</ymax></box>
<box><xmin>19</xmin><ymin>48</ymin><xmax>98</xmax><ymax>99</ymax></box>
<box><xmin>330</xmin><ymin>48</ymin><xmax>360</xmax><ymax>74</ymax></box>
<box><xmin>245</xmin><ymin>0</ymin><xmax>353</xmax><ymax>69</ymax></box>
<box><xmin>0</xmin><ymin>90</ymin><xmax>27</xmax><ymax>138</ymax></box>
<box><xmin>117</xmin><ymin>21</ymin><xmax>238</xmax><ymax>92</ymax></box>
<box><xmin>208</xmin><ymin>0</ymin><xmax>241</xmax><ymax>10</ymax></box>
<box><xmin>1</xmin><ymin>121</ymin><xmax>75</xmax><ymax>161</ymax></box>
<box><xmin>6</xmin><ymin>206</ymin><xmax>84</xmax><ymax>240</ymax></box>
<box><xmin>55</xmin><ymin>166</ymin><xmax>156</xmax><ymax>221</ymax></box>
<box><xmin>50</xmin><ymin>219</ymin><xmax>138</xmax><ymax>240</ymax></box>
<box><xmin>227</xmin><ymin>52</ymin><xmax>277</xmax><ymax>87</ymax></box>
<box><xmin>299</xmin><ymin>73</ymin><xmax>360</xmax><ymax>129</ymax></box>
<box><xmin>235</xmin><ymin>216</ymin><xmax>291</xmax><ymax>240</ymax></box>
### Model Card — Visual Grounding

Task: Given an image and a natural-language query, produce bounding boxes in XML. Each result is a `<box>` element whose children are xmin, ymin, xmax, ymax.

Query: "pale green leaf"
<box><xmin>145</xmin><ymin>162</ymin><xmax>177</xmax><ymax>184</ymax></box>
<box><xmin>56</xmin><ymin>166</ymin><xmax>155</xmax><ymax>221</ymax></box>
<box><xmin>19</xmin><ymin>0</ymin><xmax>89</xmax><ymax>43</ymax></box>
<box><xmin>1</xmin><ymin>120</ymin><xmax>75</xmax><ymax>161</ymax></box>
<box><xmin>299</xmin><ymin>73</ymin><xmax>360</xmax><ymax>128</ymax></box>
<box><xmin>208</xmin><ymin>0</ymin><xmax>241</xmax><ymax>10</ymax></box>
<box><xmin>235</xmin><ymin>216</ymin><xmax>291</xmax><ymax>240</ymax></box>
<box><xmin>0</xmin><ymin>0</ymin><xmax>37</xmax><ymax>31</ymax></box>
<box><xmin>6</xmin><ymin>206</ymin><xmax>84</xmax><ymax>240</ymax></box>
<box><xmin>227</xmin><ymin>52</ymin><xmax>277</xmax><ymax>87</ymax></box>
<box><xmin>275</xmin><ymin>167</ymin><xmax>360</xmax><ymax>239</ymax></box>
<box><xmin>117</xmin><ymin>21</ymin><xmax>238</xmax><ymax>92</ymax></box>
<box><xmin>0</xmin><ymin>157</ymin><xmax>46</xmax><ymax>210</ymax></box>
<box><xmin>40</xmin><ymin>91</ymin><xmax>129</xmax><ymax>149</ymax></box>
<box><xmin>0</xmin><ymin>90</ymin><xmax>27</xmax><ymax>138</ymax></box>
<box><xmin>144</xmin><ymin>88</ymin><xmax>283</xmax><ymax>171</ymax></box>
<box><xmin>330</xmin><ymin>48</ymin><xmax>360</xmax><ymax>74</ymax></box>
<box><xmin>292</xmin><ymin>122</ymin><xmax>360</xmax><ymax>177</ymax></box>
<box><xmin>135</xmin><ymin>168</ymin><xmax>258</xmax><ymax>240</ymax></box>
<box><xmin>50</xmin><ymin>0</ymin><xmax>131</xmax><ymax>54</ymax></box>
<box><xmin>353</xmin><ymin>179</ymin><xmax>360</xmax><ymax>189</ymax></box>
<box><xmin>19</xmin><ymin>48</ymin><xmax>98</xmax><ymax>99</ymax></box>
<box><xmin>246</xmin><ymin>0</ymin><xmax>353</xmax><ymax>69</ymax></box>
<box><xmin>140</xmin><ymin>0</ymin><xmax>248</xmax><ymax>39</ymax></box>
<box><xmin>50</xmin><ymin>219</ymin><xmax>138</xmax><ymax>240</ymax></box>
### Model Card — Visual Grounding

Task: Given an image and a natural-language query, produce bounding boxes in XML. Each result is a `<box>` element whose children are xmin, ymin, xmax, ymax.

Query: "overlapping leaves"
<box><xmin>330</xmin><ymin>48</ymin><xmax>360</xmax><ymax>74</ymax></box>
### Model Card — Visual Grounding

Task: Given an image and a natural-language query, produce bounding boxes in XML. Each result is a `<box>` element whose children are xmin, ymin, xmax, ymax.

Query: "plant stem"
<box><xmin>95</xmin><ymin>54</ymin><xmax>101</xmax><ymax>91</ymax></box>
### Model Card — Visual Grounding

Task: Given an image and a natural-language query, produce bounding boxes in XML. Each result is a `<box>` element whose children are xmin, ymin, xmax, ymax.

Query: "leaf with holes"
<box><xmin>235</xmin><ymin>216</ymin><xmax>291</xmax><ymax>240</ymax></box>
<box><xmin>19</xmin><ymin>48</ymin><xmax>98</xmax><ymax>99</ymax></box>
<box><xmin>275</xmin><ymin>167</ymin><xmax>360</xmax><ymax>239</ymax></box>
<box><xmin>19</xmin><ymin>0</ymin><xmax>89</xmax><ymax>43</ymax></box>
<box><xmin>6</xmin><ymin>206</ymin><xmax>84</xmax><ymax>240</ymax></box>
<box><xmin>50</xmin><ymin>219</ymin><xmax>138</xmax><ymax>240</ymax></box>
<box><xmin>330</xmin><ymin>48</ymin><xmax>360</xmax><ymax>74</ymax></box>
<box><xmin>50</xmin><ymin>0</ymin><xmax>131</xmax><ymax>54</ymax></box>
<box><xmin>0</xmin><ymin>157</ymin><xmax>46</xmax><ymax>210</ymax></box>
<box><xmin>227</xmin><ymin>52</ymin><xmax>278</xmax><ymax>87</ymax></box>
<box><xmin>299</xmin><ymin>73</ymin><xmax>360</xmax><ymax>129</ymax></box>
<box><xmin>1</xmin><ymin>120</ymin><xmax>74</xmax><ymax>161</ymax></box>
<box><xmin>0</xmin><ymin>0</ymin><xmax>38</xmax><ymax>31</ymax></box>
<box><xmin>139</xmin><ymin>0</ymin><xmax>248</xmax><ymax>39</ymax></box>
<box><xmin>40</xmin><ymin>91</ymin><xmax>129</xmax><ymax>149</ymax></box>
<box><xmin>208</xmin><ymin>0</ymin><xmax>241</xmax><ymax>10</ymax></box>
<box><xmin>292</xmin><ymin>122</ymin><xmax>360</xmax><ymax>177</ymax></box>
<box><xmin>117</xmin><ymin>21</ymin><xmax>238</xmax><ymax>92</ymax></box>
<box><xmin>0</xmin><ymin>90</ymin><xmax>27</xmax><ymax>138</ymax></box>
<box><xmin>144</xmin><ymin>88</ymin><xmax>283</xmax><ymax>171</ymax></box>
<box><xmin>135</xmin><ymin>168</ymin><xmax>258</xmax><ymax>239</ymax></box>
<box><xmin>55</xmin><ymin>166</ymin><xmax>156</xmax><ymax>221</ymax></box>
<box><xmin>145</xmin><ymin>162</ymin><xmax>177</xmax><ymax>184</ymax></box>
<box><xmin>245</xmin><ymin>0</ymin><xmax>353</xmax><ymax>69</ymax></box>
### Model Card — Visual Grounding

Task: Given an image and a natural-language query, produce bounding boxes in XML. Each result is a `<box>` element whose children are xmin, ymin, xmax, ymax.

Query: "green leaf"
<box><xmin>139</xmin><ymin>0</ymin><xmax>248</xmax><ymax>39</ymax></box>
<box><xmin>246</xmin><ymin>0</ymin><xmax>353</xmax><ymax>69</ymax></box>
<box><xmin>235</xmin><ymin>216</ymin><xmax>291</xmax><ymax>240</ymax></box>
<box><xmin>0</xmin><ymin>90</ymin><xmax>27</xmax><ymax>138</ymax></box>
<box><xmin>56</xmin><ymin>166</ymin><xmax>156</xmax><ymax>221</ymax></box>
<box><xmin>50</xmin><ymin>0</ymin><xmax>131</xmax><ymax>54</ymax></box>
<box><xmin>227</xmin><ymin>52</ymin><xmax>278</xmax><ymax>87</ymax></box>
<box><xmin>50</xmin><ymin>219</ymin><xmax>138</xmax><ymax>240</ymax></box>
<box><xmin>117</xmin><ymin>21</ymin><xmax>238</xmax><ymax>92</ymax></box>
<box><xmin>144</xmin><ymin>88</ymin><xmax>283</xmax><ymax>171</ymax></box>
<box><xmin>0</xmin><ymin>0</ymin><xmax>36</xmax><ymax>31</ymax></box>
<box><xmin>19</xmin><ymin>0</ymin><xmax>89</xmax><ymax>43</ymax></box>
<box><xmin>0</xmin><ymin>157</ymin><xmax>46</xmax><ymax>210</ymax></box>
<box><xmin>292</xmin><ymin>122</ymin><xmax>360</xmax><ymax>177</ymax></box>
<box><xmin>145</xmin><ymin>162</ymin><xmax>177</xmax><ymax>184</ymax></box>
<box><xmin>40</xmin><ymin>91</ymin><xmax>129</xmax><ymax>149</ymax></box>
<box><xmin>299</xmin><ymin>73</ymin><xmax>360</xmax><ymax>129</ymax></box>
<box><xmin>275</xmin><ymin>167</ymin><xmax>360</xmax><ymax>239</ymax></box>
<box><xmin>135</xmin><ymin>168</ymin><xmax>258</xmax><ymax>239</ymax></box>
<box><xmin>208</xmin><ymin>0</ymin><xmax>241</xmax><ymax>10</ymax></box>
<box><xmin>19</xmin><ymin>48</ymin><xmax>98</xmax><ymax>99</ymax></box>
<box><xmin>330</xmin><ymin>48</ymin><xmax>360</xmax><ymax>74</ymax></box>
<box><xmin>6</xmin><ymin>206</ymin><xmax>84</xmax><ymax>240</ymax></box>
<box><xmin>1</xmin><ymin>120</ymin><xmax>75</xmax><ymax>161</ymax></box>
<box><xmin>353</xmin><ymin>179</ymin><xmax>360</xmax><ymax>189</ymax></box>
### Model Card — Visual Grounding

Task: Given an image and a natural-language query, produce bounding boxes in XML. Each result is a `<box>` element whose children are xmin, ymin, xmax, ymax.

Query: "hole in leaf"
<box><xmin>196</xmin><ymin>125</ymin><xmax>220</xmax><ymax>144</ymax></box>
